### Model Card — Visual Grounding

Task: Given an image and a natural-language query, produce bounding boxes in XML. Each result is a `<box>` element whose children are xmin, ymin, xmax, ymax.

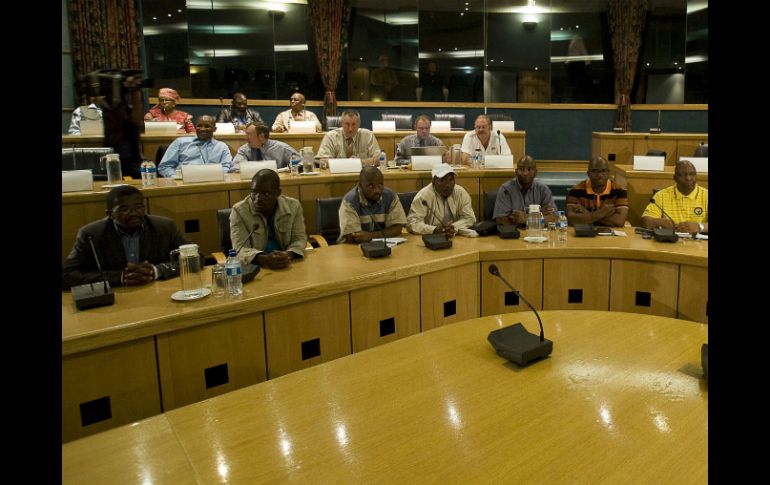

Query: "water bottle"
<box><xmin>526</xmin><ymin>204</ymin><xmax>543</xmax><ymax>240</ymax></box>
<box><xmin>140</xmin><ymin>161</ymin><xmax>148</xmax><ymax>187</ymax></box>
<box><xmin>290</xmin><ymin>153</ymin><xmax>301</xmax><ymax>176</ymax></box>
<box><xmin>225</xmin><ymin>249</ymin><xmax>243</xmax><ymax>296</ymax></box>
<box><xmin>473</xmin><ymin>148</ymin><xmax>482</xmax><ymax>169</ymax></box>
<box><xmin>146</xmin><ymin>160</ymin><xmax>157</xmax><ymax>186</ymax></box>
<box><xmin>378</xmin><ymin>150</ymin><xmax>387</xmax><ymax>170</ymax></box>
<box><xmin>557</xmin><ymin>210</ymin><xmax>568</xmax><ymax>243</ymax></box>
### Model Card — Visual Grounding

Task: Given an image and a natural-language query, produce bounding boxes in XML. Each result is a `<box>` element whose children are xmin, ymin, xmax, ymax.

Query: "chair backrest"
<box><xmin>217</xmin><ymin>208</ymin><xmax>233</xmax><ymax>253</ymax></box>
<box><xmin>646</xmin><ymin>149</ymin><xmax>667</xmax><ymax>158</ymax></box>
<box><xmin>155</xmin><ymin>145</ymin><xmax>168</xmax><ymax>164</ymax></box>
<box><xmin>381</xmin><ymin>113</ymin><xmax>414</xmax><ymax>130</ymax></box>
<box><xmin>483</xmin><ymin>190</ymin><xmax>499</xmax><ymax>221</ymax></box>
<box><xmin>325</xmin><ymin>115</ymin><xmax>342</xmax><ymax>130</ymax></box>
<box><xmin>434</xmin><ymin>113</ymin><xmax>466</xmax><ymax>130</ymax></box>
<box><xmin>61</xmin><ymin>147</ymin><xmax>115</xmax><ymax>180</ymax></box>
<box><xmin>315</xmin><ymin>196</ymin><xmax>343</xmax><ymax>245</ymax></box>
<box><xmin>693</xmin><ymin>143</ymin><xmax>708</xmax><ymax>157</ymax></box>
<box><xmin>398</xmin><ymin>191</ymin><xmax>418</xmax><ymax>214</ymax></box>
<box><xmin>487</xmin><ymin>114</ymin><xmax>512</xmax><ymax>122</ymax></box>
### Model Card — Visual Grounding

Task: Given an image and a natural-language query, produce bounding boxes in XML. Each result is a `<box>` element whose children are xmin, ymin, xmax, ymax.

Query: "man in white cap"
<box><xmin>406</xmin><ymin>164</ymin><xmax>477</xmax><ymax>237</ymax></box>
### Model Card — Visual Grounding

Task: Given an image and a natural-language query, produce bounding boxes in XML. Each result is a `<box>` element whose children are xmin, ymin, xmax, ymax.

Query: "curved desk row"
<box><xmin>62</xmin><ymin>130</ymin><xmax>526</xmax><ymax>170</ymax></box>
<box><xmin>62</xmin><ymin>310</ymin><xmax>707</xmax><ymax>484</ymax></box>
<box><xmin>591</xmin><ymin>131</ymin><xmax>708</xmax><ymax>167</ymax></box>
<box><xmin>62</xmin><ymin>232</ymin><xmax>707</xmax><ymax>442</ymax></box>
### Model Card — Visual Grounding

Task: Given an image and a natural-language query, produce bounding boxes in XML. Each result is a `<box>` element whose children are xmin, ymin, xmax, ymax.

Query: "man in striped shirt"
<box><xmin>641</xmin><ymin>159</ymin><xmax>708</xmax><ymax>234</ymax></box>
<box><xmin>338</xmin><ymin>167</ymin><xmax>407</xmax><ymax>244</ymax></box>
<box><xmin>566</xmin><ymin>156</ymin><xmax>629</xmax><ymax>227</ymax></box>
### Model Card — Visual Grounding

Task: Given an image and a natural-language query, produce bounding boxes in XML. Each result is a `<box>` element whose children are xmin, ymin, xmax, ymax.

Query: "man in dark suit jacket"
<box><xmin>62</xmin><ymin>185</ymin><xmax>192</xmax><ymax>290</ymax></box>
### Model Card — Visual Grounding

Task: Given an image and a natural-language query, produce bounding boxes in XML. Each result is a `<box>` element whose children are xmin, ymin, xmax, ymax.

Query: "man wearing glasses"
<box><xmin>566</xmin><ymin>156</ymin><xmax>629</xmax><ymax>227</ymax></box>
<box><xmin>62</xmin><ymin>186</ymin><xmax>193</xmax><ymax>289</ymax></box>
<box><xmin>230</xmin><ymin>169</ymin><xmax>307</xmax><ymax>270</ymax></box>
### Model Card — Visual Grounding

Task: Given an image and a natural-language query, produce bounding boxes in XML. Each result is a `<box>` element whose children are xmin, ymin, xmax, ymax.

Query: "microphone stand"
<box><xmin>648</xmin><ymin>198</ymin><xmax>679</xmax><ymax>242</ymax></box>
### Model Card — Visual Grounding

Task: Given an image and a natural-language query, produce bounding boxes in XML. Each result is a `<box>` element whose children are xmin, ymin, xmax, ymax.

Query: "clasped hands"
<box><xmin>123</xmin><ymin>261</ymin><xmax>155</xmax><ymax>286</ymax></box>
<box><xmin>255</xmin><ymin>251</ymin><xmax>294</xmax><ymax>270</ymax></box>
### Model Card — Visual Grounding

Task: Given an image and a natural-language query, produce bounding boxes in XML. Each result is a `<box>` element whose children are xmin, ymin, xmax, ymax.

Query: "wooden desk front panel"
<box><xmin>62</xmin><ymin>200</ymin><xmax>112</xmax><ymax>265</ymax></box>
<box><xmin>264</xmin><ymin>293</ymin><xmax>351</xmax><ymax>378</ymax></box>
<box><xmin>592</xmin><ymin>132</ymin><xmax>708</xmax><ymax>167</ymax></box>
<box><xmin>609</xmin><ymin>260</ymin><xmax>679</xmax><ymax>318</ymax></box>
<box><xmin>350</xmin><ymin>277</ymin><xmax>420</xmax><ymax>352</ymax></box>
<box><xmin>592</xmin><ymin>137</ymin><xmax>633</xmax><ymax>165</ymax></box>
<box><xmin>156</xmin><ymin>313</ymin><xmax>267</xmax><ymax>411</ymax></box>
<box><xmin>420</xmin><ymin>263</ymin><xmax>479</xmax><ymax>331</ymax></box>
<box><xmin>147</xmin><ymin>191</ymin><xmax>229</xmax><ymax>257</ymax></box>
<box><xmin>677</xmin><ymin>265</ymin><xmax>708</xmax><ymax>323</ymax></box>
<box><xmin>481</xmin><ymin>259</ymin><xmax>543</xmax><ymax>316</ymax></box>
<box><xmin>62</xmin><ymin>338</ymin><xmax>160</xmax><ymax>443</ymax></box>
<box><xmin>543</xmin><ymin>259</ymin><xmax>610</xmax><ymax>310</ymax></box>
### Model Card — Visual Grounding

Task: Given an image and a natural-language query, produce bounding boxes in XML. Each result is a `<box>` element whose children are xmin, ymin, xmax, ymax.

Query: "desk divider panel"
<box><xmin>156</xmin><ymin>313</ymin><xmax>267</xmax><ymax>411</ymax></box>
<box><xmin>481</xmin><ymin>260</ymin><xmax>543</xmax><ymax>316</ymax></box>
<box><xmin>543</xmin><ymin>259</ymin><xmax>610</xmax><ymax>311</ymax></box>
<box><xmin>350</xmin><ymin>277</ymin><xmax>420</xmax><ymax>352</ymax></box>
<box><xmin>677</xmin><ymin>265</ymin><xmax>708</xmax><ymax>323</ymax></box>
<box><xmin>420</xmin><ymin>262</ymin><xmax>479</xmax><ymax>331</ymax></box>
<box><xmin>609</xmin><ymin>260</ymin><xmax>679</xmax><ymax>318</ymax></box>
<box><xmin>147</xmin><ymin>191</ymin><xmax>229</xmax><ymax>257</ymax></box>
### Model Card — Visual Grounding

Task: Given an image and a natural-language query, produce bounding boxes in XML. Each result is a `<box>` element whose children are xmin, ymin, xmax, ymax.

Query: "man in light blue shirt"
<box><xmin>232</xmin><ymin>123</ymin><xmax>299</xmax><ymax>170</ymax></box>
<box><xmin>67</xmin><ymin>97</ymin><xmax>103</xmax><ymax>135</ymax></box>
<box><xmin>157</xmin><ymin>115</ymin><xmax>234</xmax><ymax>177</ymax></box>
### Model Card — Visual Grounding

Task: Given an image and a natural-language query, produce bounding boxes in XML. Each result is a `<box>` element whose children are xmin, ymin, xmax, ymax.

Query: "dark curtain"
<box><xmin>308</xmin><ymin>0</ymin><xmax>351</xmax><ymax>117</ymax></box>
<box><xmin>68</xmin><ymin>0</ymin><xmax>141</xmax><ymax>83</ymax></box>
<box><xmin>607</xmin><ymin>0</ymin><xmax>648</xmax><ymax>131</ymax></box>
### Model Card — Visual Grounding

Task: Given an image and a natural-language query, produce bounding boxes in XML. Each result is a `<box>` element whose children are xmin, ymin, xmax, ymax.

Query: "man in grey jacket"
<box><xmin>230</xmin><ymin>169</ymin><xmax>307</xmax><ymax>269</ymax></box>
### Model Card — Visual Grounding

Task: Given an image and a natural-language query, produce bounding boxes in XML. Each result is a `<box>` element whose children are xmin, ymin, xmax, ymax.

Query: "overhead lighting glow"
<box><xmin>550</xmin><ymin>54</ymin><xmax>604</xmax><ymax>63</ymax></box>
<box><xmin>274</xmin><ymin>44</ymin><xmax>308</xmax><ymax>52</ymax></box>
<box><xmin>420</xmin><ymin>50</ymin><xmax>484</xmax><ymax>59</ymax></box>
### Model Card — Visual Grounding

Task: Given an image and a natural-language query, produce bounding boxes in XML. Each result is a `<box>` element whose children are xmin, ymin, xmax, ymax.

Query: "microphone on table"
<box><xmin>234</xmin><ymin>223</ymin><xmax>262</xmax><ymax>282</ymax></box>
<box><xmin>497</xmin><ymin>188</ymin><xmax>520</xmax><ymax>239</ymax></box>
<box><xmin>486</xmin><ymin>264</ymin><xmax>553</xmax><ymax>366</ymax></box>
<box><xmin>360</xmin><ymin>215</ymin><xmax>391</xmax><ymax>258</ymax></box>
<box><xmin>420</xmin><ymin>200</ymin><xmax>452</xmax><ymax>250</ymax></box>
<box><xmin>648</xmin><ymin>198</ymin><xmax>679</xmax><ymax>242</ymax></box>
<box><xmin>497</xmin><ymin>130</ymin><xmax>502</xmax><ymax>155</ymax></box>
<box><xmin>71</xmin><ymin>235</ymin><xmax>116</xmax><ymax>310</ymax></box>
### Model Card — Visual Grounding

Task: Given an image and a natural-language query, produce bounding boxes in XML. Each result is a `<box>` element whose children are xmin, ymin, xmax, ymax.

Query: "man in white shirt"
<box><xmin>317</xmin><ymin>109</ymin><xmax>381</xmax><ymax>167</ymax></box>
<box><xmin>271</xmin><ymin>92</ymin><xmax>322</xmax><ymax>133</ymax></box>
<box><xmin>460</xmin><ymin>114</ymin><xmax>511</xmax><ymax>164</ymax></box>
<box><xmin>406</xmin><ymin>164</ymin><xmax>477</xmax><ymax>237</ymax></box>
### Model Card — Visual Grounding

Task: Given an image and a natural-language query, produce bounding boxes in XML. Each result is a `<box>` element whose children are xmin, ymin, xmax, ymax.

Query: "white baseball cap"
<box><xmin>431</xmin><ymin>163</ymin><xmax>455</xmax><ymax>179</ymax></box>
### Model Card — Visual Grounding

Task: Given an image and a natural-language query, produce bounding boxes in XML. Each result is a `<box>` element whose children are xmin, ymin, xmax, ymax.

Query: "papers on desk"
<box><xmin>695</xmin><ymin>233</ymin><xmax>708</xmax><ymax>240</ymax></box>
<box><xmin>371</xmin><ymin>237</ymin><xmax>407</xmax><ymax>248</ymax></box>
<box><xmin>612</xmin><ymin>230</ymin><xmax>627</xmax><ymax>237</ymax></box>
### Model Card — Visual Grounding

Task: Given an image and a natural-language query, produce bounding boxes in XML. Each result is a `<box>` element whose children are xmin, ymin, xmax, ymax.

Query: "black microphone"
<box><xmin>232</xmin><ymin>223</ymin><xmax>262</xmax><ymax>282</ymax></box>
<box><xmin>420</xmin><ymin>200</ymin><xmax>452</xmax><ymax>250</ymax></box>
<box><xmin>71</xmin><ymin>235</ymin><xmax>115</xmax><ymax>310</ymax></box>
<box><xmin>360</xmin><ymin>216</ymin><xmax>391</xmax><ymax>258</ymax></box>
<box><xmin>486</xmin><ymin>264</ymin><xmax>552</xmax><ymax>366</ymax></box>
<box><xmin>647</xmin><ymin>198</ymin><xmax>678</xmax><ymax>242</ymax></box>
<box><xmin>497</xmin><ymin>129</ymin><xmax>502</xmax><ymax>155</ymax></box>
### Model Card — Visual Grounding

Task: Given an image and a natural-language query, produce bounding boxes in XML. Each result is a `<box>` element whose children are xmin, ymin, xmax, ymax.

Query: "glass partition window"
<box><xmin>139</xmin><ymin>0</ymin><xmax>706</xmax><ymax>104</ymax></box>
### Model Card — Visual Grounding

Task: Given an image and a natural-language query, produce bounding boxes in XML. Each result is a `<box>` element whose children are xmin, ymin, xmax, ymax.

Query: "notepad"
<box><xmin>239</xmin><ymin>160</ymin><xmax>278</xmax><ymax>180</ymax></box>
<box><xmin>632</xmin><ymin>155</ymin><xmax>665</xmax><ymax>171</ymax></box>
<box><xmin>372</xmin><ymin>120</ymin><xmax>396</xmax><ymax>132</ymax></box>
<box><xmin>328</xmin><ymin>158</ymin><xmax>363</xmax><ymax>174</ymax></box>
<box><xmin>484</xmin><ymin>155</ymin><xmax>514</xmax><ymax>169</ymax></box>
<box><xmin>182</xmin><ymin>164</ymin><xmax>224</xmax><ymax>183</ymax></box>
<box><xmin>411</xmin><ymin>155</ymin><xmax>443</xmax><ymax>171</ymax></box>
<box><xmin>288</xmin><ymin>121</ymin><xmax>316</xmax><ymax>134</ymax></box>
<box><xmin>144</xmin><ymin>121</ymin><xmax>179</xmax><ymax>135</ymax></box>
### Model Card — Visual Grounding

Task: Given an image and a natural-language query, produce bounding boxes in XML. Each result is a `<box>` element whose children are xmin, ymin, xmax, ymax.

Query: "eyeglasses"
<box><xmin>112</xmin><ymin>204</ymin><xmax>145</xmax><ymax>215</ymax></box>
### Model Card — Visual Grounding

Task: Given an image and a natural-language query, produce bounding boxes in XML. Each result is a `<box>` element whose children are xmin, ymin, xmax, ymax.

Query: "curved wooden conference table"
<box><xmin>62</xmin><ymin>232</ymin><xmax>708</xmax><ymax>443</ymax></box>
<box><xmin>62</xmin><ymin>309</ymin><xmax>707</xmax><ymax>484</ymax></box>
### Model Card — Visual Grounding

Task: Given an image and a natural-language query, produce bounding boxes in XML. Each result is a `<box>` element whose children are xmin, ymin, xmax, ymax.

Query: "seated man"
<box><xmin>566</xmin><ymin>156</ymin><xmax>629</xmax><ymax>227</ymax></box>
<box><xmin>406</xmin><ymin>164</ymin><xmax>477</xmax><ymax>237</ymax></box>
<box><xmin>339</xmin><ymin>166</ymin><xmax>407</xmax><ymax>243</ymax></box>
<box><xmin>395</xmin><ymin>115</ymin><xmax>449</xmax><ymax>165</ymax></box>
<box><xmin>230</xmin><ymin>169</ymin><xmax>307</xmax><ymax>270</ymax></box>
<box><xmin>317</xmin><ymin>109</ymin><xmax>381</xmax><ymax>167</ymax></box>
<box><xmin>62</xmin><ymin>185</ymin><xmax>192</xmax><ymax>289</ymax></box>
<box><xmin>68</xmin><ymin>96</ymin><xmax>103</xmax><ymax>135</ymax></box>
<box><xmin>271</xmin><ymin>92</ymin><xmax>322</xmax><ymax>133</ymax></box>
<box><xmin>157</xmin><ymin>115</ymin><xmax>234</xmax><ymax>177</ymax></box>
<box><xmin>493</xmin><ymin>155</ymin><xmax>557</xmax><ymax>226</ymax></box>
<box><xmin>641</xmin><ymin>159</ymin><xmax>708</xmax><ymax>234</ymax></box>
<box><xmin>460</xmin><ymin>114</ymin><xmax>511</xmax><ymax>165</ymax></box>
<box><xmin>233</xmin><ymin>122</ymin><xmax>299</xmax><ymax>170</ymax></box>
<box><xmin>143</xmin><ymin>87</ymin><xmax>194</xmax><ymax>133</ymax></box>
<box><xmin>217</xmin><ymin>92</ymin><xmax>263</xmax><ymax>133</ymax></box>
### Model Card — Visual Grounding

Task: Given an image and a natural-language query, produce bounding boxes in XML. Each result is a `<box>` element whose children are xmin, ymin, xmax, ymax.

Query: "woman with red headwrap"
<box><xmin>143</xmin><ymin>88</ymin><xmax>194</xmax><ymax>133</ymax></box>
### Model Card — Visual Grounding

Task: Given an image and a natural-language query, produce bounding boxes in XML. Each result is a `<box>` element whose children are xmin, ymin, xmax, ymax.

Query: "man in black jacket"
<box><xmin>62</xmin><ymin>185</ymin><xmax>192</xmax><ymax>289</ymax></box>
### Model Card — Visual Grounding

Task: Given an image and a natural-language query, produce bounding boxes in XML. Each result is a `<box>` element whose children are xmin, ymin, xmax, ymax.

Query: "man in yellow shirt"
<box><xmin>641</xmin><ymin>160</ymin><xmax>708</xmax><ymax>234</ymax></box>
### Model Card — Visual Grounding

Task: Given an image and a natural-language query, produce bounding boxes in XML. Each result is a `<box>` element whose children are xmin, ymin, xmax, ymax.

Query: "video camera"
<box><xmin>76</xmin><ymin>69</ymin><xmax>154</xmax><ymax>106</ymax></box>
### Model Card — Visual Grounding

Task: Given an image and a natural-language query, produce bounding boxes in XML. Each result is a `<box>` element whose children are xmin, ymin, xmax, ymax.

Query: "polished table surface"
<box><xmin>62</xmin><ymin>230</ymin><xmax>708</xmax><ymax>356</ymax></box>
<box><xmin>62</xmin><ymin>310</ymin><xmax>708</xmax><ymax>484</ymax></box>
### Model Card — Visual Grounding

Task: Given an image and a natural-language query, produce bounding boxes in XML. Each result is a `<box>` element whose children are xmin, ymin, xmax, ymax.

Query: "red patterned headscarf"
<box><xmin>158</xmin><ymin>88</ymin><xmax>181</xmax><ymax>101</ymax></box>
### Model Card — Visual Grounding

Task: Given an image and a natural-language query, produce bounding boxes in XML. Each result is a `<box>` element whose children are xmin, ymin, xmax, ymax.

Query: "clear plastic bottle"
<box><xmin>473</xmin><ymin>148</ymin><xmax>482</xmax><ymax>169</ymax></box>
<box><xmin>526</xmin><ymin>204</ymin><xmax>543</xmax><ymax>240</ymax></box>
<box><xmin>557</xmin><ymin>210</ymin><xmax>568</xmax><ymax>243</ymax></box>
<box><xmin>378</xmin><ymin>150</ymin><xmax>387</xmax><ymax>170</ymax></box>
<box><xmin>140</xmin><ymin>161</ymin><xmax>149</xmax><ymax>187</ymax></box>
<box><xmin>290</xmin><ymin>153</ymin><xmax>301</xmax><ymax>176</ymax></box>
<box><xmin>225</xmin><ymin>249</ymin><xmax>243</xmax><ymax>296</ymax></box>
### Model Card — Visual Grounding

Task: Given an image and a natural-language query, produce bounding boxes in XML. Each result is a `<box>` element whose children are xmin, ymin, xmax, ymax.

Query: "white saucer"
<box><xmin>171</xmin><ymin>288</ymin><xmax>211</xmax><ymax>301</ymax></box>
<box><xmin>523</xmin><ymin>236</ymin><xmax>548</xmax><ymax>243</ymax></box>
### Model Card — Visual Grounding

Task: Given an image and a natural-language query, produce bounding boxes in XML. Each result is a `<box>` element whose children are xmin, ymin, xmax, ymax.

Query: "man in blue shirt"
<box><xmin>157</xmin><ymin>115</ymin><xmax>234</xmax><ymax>177</ymax></box>
<box><xmin>232</xmin><ymin>123</ymin><xmax>299</xmax><ymax>170</ymax></box>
